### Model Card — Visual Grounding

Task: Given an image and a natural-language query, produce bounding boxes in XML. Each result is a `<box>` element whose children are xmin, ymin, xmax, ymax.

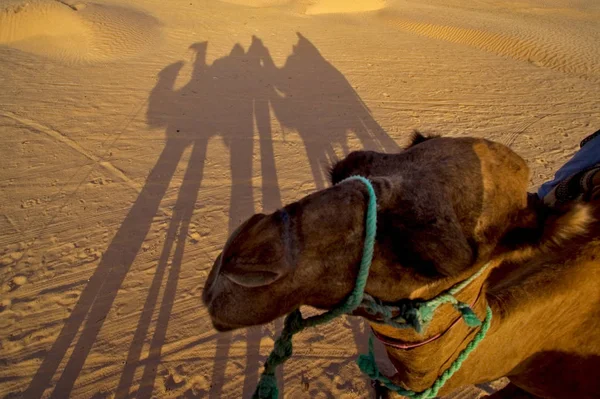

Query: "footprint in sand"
<box><xmin>0</xmin><ymin>0</ymin><xmax>162</xmax><ymax>63</ymax></box>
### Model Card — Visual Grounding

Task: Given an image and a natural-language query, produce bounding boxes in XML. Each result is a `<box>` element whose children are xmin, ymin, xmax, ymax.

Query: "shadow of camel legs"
<box><xmin>238</xmin><ymin>98</ymin><xmax>287</xmax><ymax>399</ymax></box>
<box><xmin>209</xmin><ymin>126</ymin><xmax>275</xmax><ymax>399</ymax></box>
<box><xmin>208</xmin><ymin>38</ymin><xmax>290</xmax><ymax>399</ymax></box>
<box><xmin>117</xmin><ymin>41</ymin><xmax>262</xmax><ymax>398</ymax></box>
<box><xmin>119</xmin><ymin>83</ymin><xmax>258</xmax><ymax>399</ymax></box>
<box><xmin>254</xmin><ymin>96</ymin><xmax>285</xmax><ymax>396</ymax></box>
<box><xmin>115</xmin><ymin>139</ymin><xmax>208</xmax><ymax>399</ymax></box>
<box><xmin>24</xmin><ymin>140</ymin><xmax>187</xmax><ymax>399</ymax></box>
<box><xmin>208</xmin><ymin>332</ymin><xmax>233</xmax><ymax>399</ymax></box>
<box><xmin>210</xmin><ymin>137</ymin><xmax>258</xmax><ymax>399</ymax></box>
<box><xmin>136</xmin><ymin>139</ymin><xmax>208</xmax><ymax>398</ymax></box>
<box><xmin>25</xmin><ymin>33</ymin><xmax>396</xmax><ymax>398</ymax></box>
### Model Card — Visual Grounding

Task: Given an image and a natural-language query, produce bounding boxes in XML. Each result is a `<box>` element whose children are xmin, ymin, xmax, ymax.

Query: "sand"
<box><xmin>0</xmin><ymin>0</ymin><xmax>598</xmax><ymax>398</ymax></box>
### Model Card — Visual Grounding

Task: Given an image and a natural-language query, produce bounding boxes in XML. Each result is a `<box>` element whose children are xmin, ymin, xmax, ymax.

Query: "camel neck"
<box><xmin>367</xmin><ymin>272</ymin><xmax>491</xmax><ymax>393</ymax></box>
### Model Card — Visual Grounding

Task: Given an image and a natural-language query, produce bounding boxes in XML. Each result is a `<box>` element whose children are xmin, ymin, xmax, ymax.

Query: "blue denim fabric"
<box><xmin>537</xmin><ymin>130</ymin><xmax>600</xmax><ymax>198</ymax></box>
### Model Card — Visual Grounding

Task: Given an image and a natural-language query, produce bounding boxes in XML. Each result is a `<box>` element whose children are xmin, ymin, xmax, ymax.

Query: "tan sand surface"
<box><xmin>0</xmin><ymin>0</ymin><xmax>599</xmax><ymax>398</ymax></box>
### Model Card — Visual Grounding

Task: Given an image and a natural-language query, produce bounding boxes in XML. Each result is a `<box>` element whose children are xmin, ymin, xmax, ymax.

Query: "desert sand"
<box><xmin>0</xmin><ymin>0</ymin><xmax>599</xmax><ymax>398</ymax></box>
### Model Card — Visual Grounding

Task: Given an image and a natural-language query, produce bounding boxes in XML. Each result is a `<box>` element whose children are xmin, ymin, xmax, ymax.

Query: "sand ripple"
<box><xmin>380</xmin><ymin>13</ymin><xmax>600</xmax><ymax>79</ymax></box>
<box><xmin>0</xmin><ymin>0</ymin><xmax>161</xmax><ymax>62</ymax></box>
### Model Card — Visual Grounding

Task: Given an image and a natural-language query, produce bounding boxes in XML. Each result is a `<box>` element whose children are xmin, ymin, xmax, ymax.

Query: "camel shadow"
<box><xmin>264</xmin><ymin>33</ymin><xmax>400</xmax><ymax>190</ymax></box>
<box><xmin>24</xmin><ymin>33</ymin><xmax>399</xmax><ymax>399</ymax></box>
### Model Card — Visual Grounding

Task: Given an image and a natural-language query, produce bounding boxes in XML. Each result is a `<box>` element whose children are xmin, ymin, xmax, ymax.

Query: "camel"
<box><xmin>202</xmin><ymin>134</ymin><xmax>600</xmax><ymax>399</ymax></box>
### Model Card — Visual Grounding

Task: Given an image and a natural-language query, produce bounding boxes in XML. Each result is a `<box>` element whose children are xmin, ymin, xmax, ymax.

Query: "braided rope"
<box><xmin>252</xmin><ymin>175</ymin><xmax>377</xmax><ymax>399</ymax></box>
<box><xmin>360</xmin><ymin>263</ymin><xmax>490</xmax><ymax>332</ymax></box>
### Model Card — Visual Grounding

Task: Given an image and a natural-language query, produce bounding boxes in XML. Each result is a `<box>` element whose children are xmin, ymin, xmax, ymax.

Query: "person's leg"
<box><xmin>537</xmin><ymin>129</ymin><xmax>600</xmax><ymax>207</ymax></box>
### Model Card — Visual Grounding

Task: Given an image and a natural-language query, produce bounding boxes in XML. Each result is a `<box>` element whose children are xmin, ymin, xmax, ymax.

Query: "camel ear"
<box><xmin>219</xmin><ymin>211</ymin><xmax>295</xmax><ymax>288</ymax></box>
<box><xmin>405</xmin><ymin>131</ymin><xmax>440</xmax><ymax>149</ymax></box>
<box><xmin>329</xmin><ymin>151</ymin><xmax>380</xmax><ymax>185</ymax></box>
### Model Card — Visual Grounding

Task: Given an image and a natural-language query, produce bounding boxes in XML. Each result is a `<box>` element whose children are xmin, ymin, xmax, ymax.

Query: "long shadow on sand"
<box><xmin>24</xmin><ymin>33</ymin><xmax>399</xmax><ymax>399</ymax></box>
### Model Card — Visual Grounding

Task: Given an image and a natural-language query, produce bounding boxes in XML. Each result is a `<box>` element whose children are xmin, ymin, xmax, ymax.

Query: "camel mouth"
<box><xmin>203</xmin><ymin>238</ymin><xmax>297</xmax><ymax>332</ymax></box>
<box><xmin>203</xmin><ymin>251</ymin><xmax>272</xmax><ymax>332</ymax></box>
<box><xmin>202</xmin><ymin>268</ymin><xmax>240</xmax><ymax>332</ymax></box>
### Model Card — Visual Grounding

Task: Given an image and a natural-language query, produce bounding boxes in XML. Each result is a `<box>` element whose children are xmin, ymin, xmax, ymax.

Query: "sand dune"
<box><xmin>218</xmin><ymin>0</ymin><xmax>387</xmax><ymax>14</ymax></box>
<box><xmin>304</xmin><ymin>0</ymin><xmax>387</xmax><ymax>15</ymax></box>
<box><xmin>0</xmin><ymin>1</ymin><xmax>88</xmax><ymax>44</ymax></box>
<box><xmin>219</xmin><ymin>0</ymin><xmax>291</xmax><ymax>7</ymax></box>
<box><xmin>0</xmin><ymin>0</ymin><xmax>599</xmax><ymax>398</ymax></box>
<box><xmin>379</xmin><ymin>11</ymin><xmax>600</xmax><ymax>80</ymax></box>
<box><xmin>0</xmin><ymin>0</ymin><xmax>161</xmax><ymax>62</ymax></box>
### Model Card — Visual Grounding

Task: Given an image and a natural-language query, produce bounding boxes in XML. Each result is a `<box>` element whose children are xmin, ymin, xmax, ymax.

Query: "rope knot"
<box><xmin>454</xmin><ymin>302</ymin><xmax>482</xmax><ymax>327</ymax></box>
<box><xmin>402</xmin><ymin>305</ymin><xmax>426</xmax><ymax>333</ymax></box>
<box><xmin>284</xmin><ymin>309</ymin><xmax>305</xmax><ymax>335</ymax></box>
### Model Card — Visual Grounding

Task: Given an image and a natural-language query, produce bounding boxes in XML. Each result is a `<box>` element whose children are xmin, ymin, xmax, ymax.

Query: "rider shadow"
<box><xmin>259</xmin><ymin>28</ymin><xmax>400</xmax><ymax>379</ymax></box>
<box><xmin>24</xmin><ymin>41</ymin><xmax>263</xmax><ymax>399</ymax></box>
<box><xmin>118</xmin><ymin>42</ymin><xmax>270</xmax><ymax>398</ymax></box>
<box><xmin>264</xmin><ymin>33</ymin><xmax>400</xmax><ymax>189</ymax></box>
<box><xmin>24</xmin><ymin>34</ymin><xmax>399</xmax><ymax>399</ymax></box>
<box><xmin>136</xmin><ymin>34</ymin><xmax>398</xmax><ymax>398</ymax></box>
<box><xmin>208</xmin><ymin>33</ymin><xmax>401</xmax><ymax>398</ymax></box>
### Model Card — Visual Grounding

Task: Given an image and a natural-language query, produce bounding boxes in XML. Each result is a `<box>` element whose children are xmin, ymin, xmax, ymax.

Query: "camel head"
<box><xmin>203</xmin><ymin>134</ymin><xmax>535</xmax><ymax>331</ymax></box>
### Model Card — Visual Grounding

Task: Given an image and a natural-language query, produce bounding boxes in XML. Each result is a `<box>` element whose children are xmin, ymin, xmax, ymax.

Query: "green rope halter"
<box><xmin>357</xmin><ymin>307</ymin><xmax>492</xmax><ymax>399</ymax></box>
<box><xmin>252</xmin><ymin>175</ymin><xmax>493</xmax><ymax>399</ymax></box>
<box><xmin>359</xmin><ymin>262</ymin><xmax>490</xmax><ymax>333</ymax></box>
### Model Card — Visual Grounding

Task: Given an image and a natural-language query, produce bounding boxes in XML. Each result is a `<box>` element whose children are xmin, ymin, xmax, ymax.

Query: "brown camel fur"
<box><xmin>202</xmin><ymin>134</ymin><xmax>600</xmax><ymax>399</ymax></box>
